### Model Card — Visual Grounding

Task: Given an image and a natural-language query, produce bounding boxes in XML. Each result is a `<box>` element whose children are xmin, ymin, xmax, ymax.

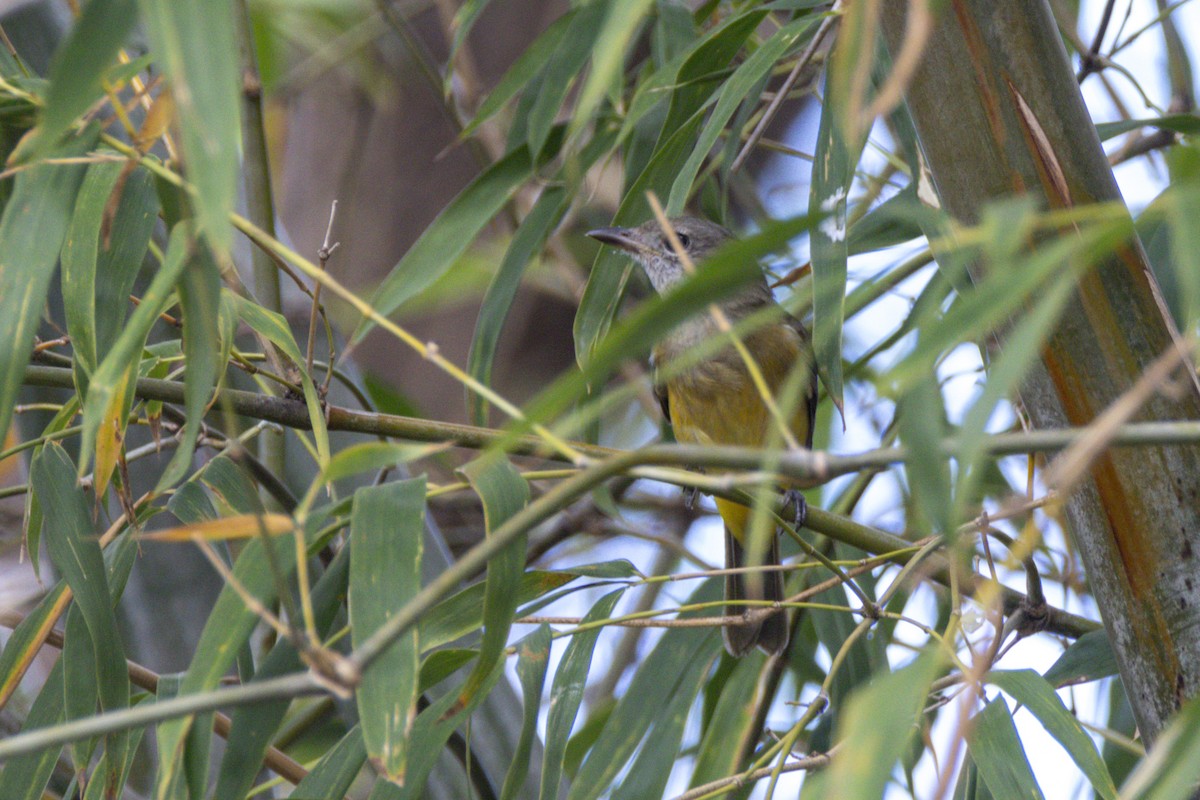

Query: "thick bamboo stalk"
<box><xmin>881</xmin><ymin>0</ymin><xmax>1200</xmax><ymax>743</ymax></box>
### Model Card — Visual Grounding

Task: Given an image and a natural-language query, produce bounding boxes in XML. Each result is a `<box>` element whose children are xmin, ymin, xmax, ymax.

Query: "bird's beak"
<box><xmin>587</xmin><ymin>226</ymin><xmax>642</xmax><ymax>253</ymax></box>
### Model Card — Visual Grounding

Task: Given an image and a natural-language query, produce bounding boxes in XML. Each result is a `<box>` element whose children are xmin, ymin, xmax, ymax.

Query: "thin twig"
<box><xmin>732</xmin><ymin>1</ymin><xmax>843</xmax><ymax>173</ymax></box>
<box><xmin>305</xmin><ymin>200</ymin><xmax>339</xmax><ymax>381</ymax></box>
<box><xmin>1077</xmin><ymin>0</ymin><xmax>1117</xmax><ymax>81</ymax></box>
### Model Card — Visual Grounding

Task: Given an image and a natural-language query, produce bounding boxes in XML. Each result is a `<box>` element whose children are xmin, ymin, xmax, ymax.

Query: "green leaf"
<box><xmin>501</xmin><ymin>624</ymin><xmax>554</xmax><ymax>800</ymax></box>
<box><xmin>20</xmin><ymin>0</ymin><xmax>138</xmax><ymax>159</ymax></box>
<box><xmin>539</xmin><ymin>590</ymin><xmax>624</xmax><ymax>800</ymax></box>
<box><xmin>987</xmin><ymin>669</ymin><xmax>1116</xmax><ymax>800</ymax></box>
<box><xmin>351</xmin><ymin>477</ymin><xmax>427</xmax><ymax>785</ymax></box>
<box><xmin>136</xmin><ymin>0</ymin><xmax>240</xmax><ymax>254</ymax></box>
<box><xmin>153</xmin><ymin>468</ymin><xmax>300</xmax><ymax>795</ymax></box>
<box><xmin>1163</xmin><ymin>146</ymin><xmax>1200</xmax><ymax>330</ymax></box>
<box><xmin>0</xmin><ymin>659</ymin><xmax>67</xmax><ymax>800</ymax></box>
<box><xmin>566</xmin><ymin>579</ymin><xmax>720</xmax><ymax>800</ymax></box>
<box><xmin>418</xmin><ymin>570</ymin><xmax>577</xmax><ymax>651</ymax></box>
<box><xmin>229</xmin><ymin>292</ymin><xmax>330</xmax><ymax>466</ymax></box>
<box><xmin>461</xmin><ymin>11</ymin><xmax>575</xmax><ymax>139</ymax></box>
<box><xmin>288</xmin><ymin>725</ymin><xmax>367</xmax><ymax>799</ymax></box>
<box><xmin>395</xmin><ymin>659</ymin><xmax>508</xmax><ymax>800</ymax></box>
<box><xmin>1095</xmin><ymin>114</ymin><xmax>1200</xmax><ymax>141</ymax></box>
<box><xmin>812</xmin><ymin>648</ymin><xmax>941</xmax><ymax>800</ymax></box>
<box><xmin>808</xmin><ymin>67</ymin><xmax>853</xmax><ymax>416</ymax></box>
<box><xmin>567</xmin><ymin>0</ymin><xmax>656</xmax><ymax>146</ymax></box>
<box><xmin>526</xmin><ymin>2</ymin><xmax>606</xmax><ymax>157</ymax></box>
<box><xmin>1042</xmin><ymin>629</ymin><xmax>1118</xmax><ymax>688</ymax></box>
<box><xmin>355</xmin><ymin>142</ymin><xmax>543</xmax><ymax>344</ymax></box>
<box><xmin>155</xmin><ymin>674</ymin><xmax>214</xmax><ymax>800</ymax></box>
<box><xmin>0</xmin><ymin>583</ymin><xmax>68</xmax><ymax>704</ymax></box>
<box><xmin>454</xmin><ymin>454</ymin><xmax>530</xmax><ymax>704</ymax></box>
<box><xmin>468</xmin><ymin>185</ymin><xmax>569</xmax><ymax>425</ymax></box>
<box><xmin>31</xmin><ymin>443</ymin><xmax>130</xmax><ymax>790</ymax></box>
<box><xmin>610</xmin><ymin>643</ymin><xmax>713</xmax><ymax>800</ymax></box>
<box><xmin>0</xmin><ymin>128</ymin><xmax>94</xmax><ymax>466</ymax></box>
<box><xmin>888</xmin><ymin>212</ymin><xmax>1131</xmax><ymax>392</ymax></box>
<box><xmin>446</xmin><ymin>0</ymin><xmax>492</xmax><ymax>95</ymax></box>
<box><xmin>667</xmin><ymin>15</ymin><xmax>815</xmax><ymax>212</ymax></box>
<box><xmin>156</xmin><ymin>240</ymin><xmax>222</xmax><ymax>491</ymax></box>
<box><xmin>61</xmin><ymin>161</ymin><xmax>158</xmax><ymax>385</ymax></box>
<box><xmin>213</xmin><ymin>546</ymin><xmax>351</xmax><ymax>800</ymax></box>
<box><xmin>847</xmin><ymin>186</ymin><xmax>932</xmax><ymax>256</ymax></box>
<box><xmin>316</xmin><ymin>441</ymin><xmax>444</xmax><ymax>488</ymax></box>
<box><xmin>897</xmin><ymin>374</ymin><xmax>953</xmax><ymax>537</ymax></box>
<box><xmin>78</xmin><ymin>222</ymin><xmax>193</xmax><ymax>478</ymax></box>
<box><xmin>1118</xmin><ymin>692</ymin><xmax>1200</xmax><ymax>800</ymax></box>
<box><xmin>199</xmin><ymin>454</ymin><xmax>264</xmax><ymax>515</ymax></box>
<box><xmin>554</xmin><ymin>560</ymin><xmax>642</xmax><ymax>579</ymax></box>
<box><xmin>62</xmin><ymin>607</ymin><xmax>99</xmax><ymax>773</ymax></box>
<box><xmin>689</xmin><ymin>654</ymin><xmax>765</xmax><ymax>787</ymax></box>
<box><xmin>965</xmin><ymin>697</ymin><xmax>1046</xmax><ymax>800</ymax></box>
<box><xmin>951</xmin><ymin>267</ymin><xmax>1076</xmax><ymax>519</ymax></box>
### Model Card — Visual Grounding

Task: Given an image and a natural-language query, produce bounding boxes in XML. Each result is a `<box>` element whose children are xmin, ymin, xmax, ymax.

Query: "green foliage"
<box><xmin>2</xmin><ymin>1</ymin><xmax>1199</xmax><ymax>798</ymax></box>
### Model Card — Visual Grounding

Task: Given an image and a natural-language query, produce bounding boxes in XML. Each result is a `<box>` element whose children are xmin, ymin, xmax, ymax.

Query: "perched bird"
<box><xmin>588</xmin><ymin>216</ymin><xmax>818</xmax><ymax>656</ymax></box>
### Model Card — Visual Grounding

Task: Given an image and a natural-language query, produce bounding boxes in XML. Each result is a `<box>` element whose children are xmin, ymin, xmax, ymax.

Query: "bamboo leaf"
<box><xmin>1095</xmin><ymin>115</ymin><xmax>1200</xmax><ymax>141</ymax></box>
<box><xmin>468</xmin><ymin>185</ymin><xmax>569</xmax><ymax>424</ymax></box>
<box><xmin>31</xmin><ymin>443</ymin><xmax>130</xmax><ymax>791</ymax></box>
<box><xmin>155</xmin><ymin>239</ymin><xmax>221</xmax><ymax>491</ymax></box>
<box><xmin>418</xmin><ymin>570</ymin><xmax>577</xmax><ymax>651</ymax></box>
<box><xmin>809</xmin><ymin>68</ymin><xmax>853</xmax><ymax>416</ymax></box>
<box><xmin>354</xmin><ymin>142</ymin><xmax>545</xmax><ymax>344</ymax></box>
<box><xmin>288</xmin><ymin>725</ymin><xmax>367</xmax><ymax>799</ymax></box>
<box><xmin>667</xmin><ymin>16</ymin><xmax>815</xmax><ymax>212</ymax></box>
<box><xmin>229</xmin><ymin>293</ymin><xmax>331</xmax><ymax>466</ymax></box>
<box><xmin>153</xmin><ymin>463</ymin><xmax>300</xmax><ymax>796</ymax></box>
<box><xmin>0</xmin><ymin>659</ymin><xmax>68</xmax><ymax>800</ymax></box>
<box><xmin>453</xmin><ymin>454</ymin><xmax>529</xmax><ymax>705</ymax></box>
<box><xmin>351</xmin><ymin>477</ymin><xmax>427</xmax><ymax>785</ymax></box>
<box><xmin>317</xmin><ymin>441</ymin><xmax>448</xmax><ymax>487</ymax></box>
<box><xmin>689</xmin><ymin>655</ymin><xmax>766</xmax><ymax>788</ymax></box>
<box><xmin>1042</xmin><ymin>629</ymin><xmax>1118</xmax><ymax>688</ymax></box>
<box><xmin>61</xmin><ymin>161</ymin><xmax>158</xmax><ymax>385</ymax></box>
<box><xmin>79</xmin><ymin>222</ymin><xmax>193</xmax><ymax>480</ymax></box>
<box><xmin>808</xmin><ymin>650</ymin><xmax>939</xmax><ymax>799</ymax></box>
<box><xmin>19</xmin><ymin>0</ymin><xmax>138</xmax><ymax>159</ymax></box>
<box><xmin>610</xmin><ymin>644</ymin><xmax>714</xmax><ymax>800</ymax></box>
<box><xmin>136</xmin><ymin>0</ymin><xmax>240</xmax><ymax>254</ymax></box>
<box><xmin>966</xmin><ymin>697</ymin><xmax>1046</xmax><ymax>800</ymax></box>
<box><xmin>395</xmin><ymin>658</ymin><xmax>508</xmax><ymax>799</ymax></box>
<box><xmin>539</xmin><ymin>590</ymin><xmax>624</xmax><ymax>800</ymax></box>
<box><xmin>566</xmin><ymin>579</ymin><xmax>720</xmax><ymax>800</ymax></box>
<box><xmin>216</xmin><ymin>546</ymin><xmax>351</xmax><ymax>800</ymax></box>
<box><xmin>0</xmin><ymin>128</ymin><xmax>94</xmax><ymax>467</ymax></box>
<box><xmin>1119</xmin><ymin>692</ymin><xmax>1200</xmax><ymax>800</ymax></box>
<box><xmin>501</xmin><ymin>624</ymin><xmax>554</xmax><ymax>800</ymax></box>
<box><xmin>567</xmin><ymin>0</ymin><xmax>655</xmax><ymax>146</ymax></box>
<box><xmin>987</xmin><ymin>669</ymin><xmax>1117</xmax><ymax>800</ymax></box>
<box><xmin>461</xmin><ymin>11</ymin><xmax>575</xmax><ymax>139</ymax></box>
<box><xmin>526</xmin><ymin>2</ymin><xmax>606</xmax><ymax>157</ymax></box>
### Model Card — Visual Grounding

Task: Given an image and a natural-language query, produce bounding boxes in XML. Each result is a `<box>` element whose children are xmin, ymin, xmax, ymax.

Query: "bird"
<box><xmin>588</xmin><ymin>215</ymin><xmax>817</xmax><ymax>656</ymax></box>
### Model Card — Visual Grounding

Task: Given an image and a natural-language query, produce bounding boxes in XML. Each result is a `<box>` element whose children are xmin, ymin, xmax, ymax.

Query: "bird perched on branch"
<box><xmin>588</xmin><ymin>216</ymin><xmax>817</xmax><ymax>656</ymax></box>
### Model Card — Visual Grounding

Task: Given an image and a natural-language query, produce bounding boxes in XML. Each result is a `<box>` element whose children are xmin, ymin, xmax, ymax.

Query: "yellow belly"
<box><xmin>660</xmin><ymin>323</ymin><xmax>811</xmax><ymax>539</ymax></box>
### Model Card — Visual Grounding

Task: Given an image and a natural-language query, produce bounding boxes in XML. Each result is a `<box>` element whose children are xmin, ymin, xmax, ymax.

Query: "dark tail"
<box><xmin>722</xmin><ymin>528</ymin><xmax>789</xmax><ymax>657</ymax></box>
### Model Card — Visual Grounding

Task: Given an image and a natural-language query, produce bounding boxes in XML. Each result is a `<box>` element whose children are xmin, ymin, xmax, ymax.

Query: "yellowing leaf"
<box><xmin>139</xmin><ymin>513</ymin><xmax>295</xmax><ymax>542</ymax></box>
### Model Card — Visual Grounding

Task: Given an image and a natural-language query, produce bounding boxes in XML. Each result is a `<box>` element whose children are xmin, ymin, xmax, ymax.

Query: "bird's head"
<box><xmin>587</xmin><ymin>216</ymin><xmax>733</xmax><ymax>294</ymax></box>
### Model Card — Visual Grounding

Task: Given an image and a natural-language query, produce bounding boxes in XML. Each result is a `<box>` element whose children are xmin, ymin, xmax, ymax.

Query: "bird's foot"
<box><xmin>683</xmin><ymin>485</ymin><xmax>699</xmax><ymax>511</ymax></box>
<box><xmin>782</xmin><ymin>489</ymin><xmax>807</xmax><ymax>529</ymax></box>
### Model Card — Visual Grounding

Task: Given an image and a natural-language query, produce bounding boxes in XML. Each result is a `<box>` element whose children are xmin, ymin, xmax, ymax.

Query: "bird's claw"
<box><xmin>782</xmin><ymin>489</ymin><xmax>807</xmax><ymax>529</ymax></box>
<box><xmin>683</xmin><ymin>486</ymin><xmax>699</xmax><ymax>511</ymax></box>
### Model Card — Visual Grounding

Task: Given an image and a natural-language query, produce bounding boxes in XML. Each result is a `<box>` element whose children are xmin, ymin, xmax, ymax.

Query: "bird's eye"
<box><xmin>677</xmin><ymin>233</ymin><xmax>691</xmax><ymax>249</ymax></box>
